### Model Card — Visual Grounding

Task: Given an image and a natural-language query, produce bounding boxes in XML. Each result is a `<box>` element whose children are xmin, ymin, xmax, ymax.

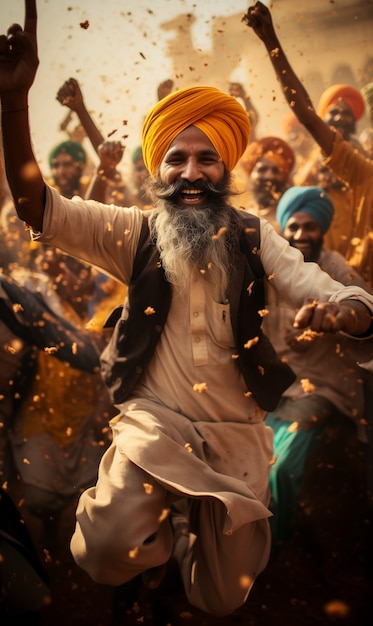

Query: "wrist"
<box><xmin>98</xmin><ymin>167</ymin><xmax>121</xmax><ymax>182</ymax></box>
<box><xmin>1</xmin><ymin>92</ymin><xmax>29</xmax><ymax>112</ymax></box>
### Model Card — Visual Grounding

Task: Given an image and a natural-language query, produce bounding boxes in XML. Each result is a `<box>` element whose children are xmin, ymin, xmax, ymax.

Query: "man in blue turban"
<box><xmin>276</xmin><ymin>185</ymin><xmax>334</xmax><ymax>261</ymax></box>
<box><xmin>263</xmin><ymin>186</ymin><xmax>373</xmax><ymax>577</ymax></box>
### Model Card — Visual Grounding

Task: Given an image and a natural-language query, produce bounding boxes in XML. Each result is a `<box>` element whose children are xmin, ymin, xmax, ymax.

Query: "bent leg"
<box><xmin>70</xmin><ymin>442</ymin><xmax>174</xmax><ymax>586</ymax></box>
<box><xmin>175</xmin><ymin>498</ymin><xmax>270</xmax><ymax>617</ymax></box>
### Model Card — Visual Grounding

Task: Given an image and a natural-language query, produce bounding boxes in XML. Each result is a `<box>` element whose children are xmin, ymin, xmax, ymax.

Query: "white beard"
<box><xmin>152</xmin><ymin>202</ymin><xmax>232</xmax><ymax>300</ymax></box>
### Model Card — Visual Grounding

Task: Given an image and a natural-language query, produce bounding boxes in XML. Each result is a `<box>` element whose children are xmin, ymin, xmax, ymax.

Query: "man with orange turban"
<box><xmin>142</xmin><ymin>84</ymin><xmax>251</xmax><ymax>175</ymax></box>
<box><xmin>317</xmin><ymin>83</ymin><xmax>366</xmax><ymax>154</ymax></box>
<box><xmin>2</xmin><ymin>2</ymin><xmax>373</xmax><ymax>618</ymax></box>
<box><xmin>239</xmin><ymin>135</ymin><xmax>295</xmax><ymax>227</ymax></box>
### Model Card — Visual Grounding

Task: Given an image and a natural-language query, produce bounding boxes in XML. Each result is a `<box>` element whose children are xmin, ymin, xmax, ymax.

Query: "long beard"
<box><xmin>149</xmin><ymin>176</ymin><xmax>233</xmax><ymax>299</ymax></box>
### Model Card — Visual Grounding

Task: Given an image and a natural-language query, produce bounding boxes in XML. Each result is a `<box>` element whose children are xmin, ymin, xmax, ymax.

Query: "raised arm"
<box><xmin>56</xmin><ymin>77</ymin><xmax>104</xmax><ymax>154</ymax></box>
<box><xmin>243</xmin><ymin>1</ymin><xmax>335</xmax><ymax>156</ymax></box>
<box><xmin>85</xmin><ymin>139</ymin><xmax>127</xmax><ymax>203</ymax></box>
<box><xmin>0</xmin><ymin>0</ymin><xmax>45</xmax><ymax>231</ymax></box>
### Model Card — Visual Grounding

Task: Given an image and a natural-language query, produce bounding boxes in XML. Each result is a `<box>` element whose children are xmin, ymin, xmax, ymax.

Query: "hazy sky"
<box><xmin>1</xmin><ymin>1</ymin><xmax>371</xmax><ymax>178</ymax></box>
<box><xmin>1</xmin><ymin>0</ymin><xmax>256</xmax><ymax>174</ymax></box>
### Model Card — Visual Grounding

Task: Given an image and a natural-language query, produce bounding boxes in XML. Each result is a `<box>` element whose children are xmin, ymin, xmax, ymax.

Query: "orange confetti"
<box><xmin>287</xmin><ymin>421</ymin><xmax>299</xmax><ymax>433</ymax></box>
<box><xmin>211</xmin><ymin>226</ymin><xmax>228</xmax><ymax>240</ymax></box>
<box><xmin>269</xmin><ymin>454</ymin><xmax>279</xmax><ymax>466</ymax></box>
<box><xmin>193</xmin><ymin>382</ymin><xmax>207</xmax><ymax>393</ymax></box>
<box><xmin>244</xmin><ymin>337</ymin><xmax>259</xmax><ymax>349</ymax></box>
<box><xmin>44</xmin><ymin>346</ymin><xmax>58</xmax><ymax>354</ymax></box>
<box><xmin>158</xmin><ymin>508</ymin><xmax>170</xmax><ymax>523</ymax></box>
<box><xmin>129</xmin><ymin>547</ymin><xmax>139</xmax><ymax>559</ymax></box>
<box><xmin>300</xmin><ymin>378</ymin><xmax>315</xmax><ymax>393</ymax></box>
<box><xmin>296</xmin><ymin>329</ymin><xmax>323</xmax><ymax>342</ymax></box>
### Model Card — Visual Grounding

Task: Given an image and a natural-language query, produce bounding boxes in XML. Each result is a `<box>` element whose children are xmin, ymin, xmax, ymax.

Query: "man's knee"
<box><xmin>186</xmin><ymin>576</ymin><xmax>253</xmax><ymax>617</ymax></box>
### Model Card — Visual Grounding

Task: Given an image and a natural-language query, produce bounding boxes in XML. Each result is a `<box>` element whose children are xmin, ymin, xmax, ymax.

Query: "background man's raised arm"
<box><xmin>0</xmin><ymin>0</ymin><xmax>45</xmax><ymax>231</ymax></box>
<box><xmin>243</xmin><ymin>1</ymin><xmax>335</xmax><ymax>155</ymax></box>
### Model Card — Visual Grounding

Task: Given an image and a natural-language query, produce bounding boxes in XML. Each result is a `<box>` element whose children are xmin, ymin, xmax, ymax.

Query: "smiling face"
<box><xmin>158</xmin><ymin>126</ymin><xmax>226</xmax><ymax>206</ymax></box>
<box><xmin>283</xmin><ymin>211</ymin><xmax>324</xmax><ymax>262</ymax></box>
<box><xmin>250</xmin><ymin>156</ymin><xmax>288</xmax><ymax>210</ymax></box>
<box><xmin>324</xmin><ymin>98</ymin><xmax>356</xmax><ymax>139</ymax></box>
<box><xmin>50</xmin><ymin>152</ymin><xmax>83</xmax><ymax>198</ymax></box>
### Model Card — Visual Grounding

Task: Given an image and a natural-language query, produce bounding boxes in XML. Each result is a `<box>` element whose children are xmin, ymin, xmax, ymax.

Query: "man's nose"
<box><xmin>181</xmin><ymin>158</ymin><xmax>202</xmax><ymax>182</ymax></box>
<box><xmin>293</xmin><ymin>227</ymin><xmax>305</xmax><ymax>240</ymax></box>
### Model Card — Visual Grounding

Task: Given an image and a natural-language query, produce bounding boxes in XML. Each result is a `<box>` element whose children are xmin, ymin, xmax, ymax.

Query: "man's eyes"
<box><xmin>166</xmin><ymin>157</ymin><xmax>183</xmax><ymax>165</ymax></box>
<box><xmin>166</xmin><ymin>156</ymin><xmax>218</xmax><ymax>165</ymax></box>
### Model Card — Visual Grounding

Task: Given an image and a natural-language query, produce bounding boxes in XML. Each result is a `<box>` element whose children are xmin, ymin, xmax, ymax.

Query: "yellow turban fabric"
<box><xmin>240</xmin><ymin>136</ymin><xmax>295</xmax><ymax>180</ymax></box>
<box><xmin>142</xmin><ymin>86</ymin><xmax>251</xmax><ymax>175</ymax></box>
<box><xmin>317</xmin><ymin>84</ymin><xmax>365</xmax><ymax>121</ymax></box>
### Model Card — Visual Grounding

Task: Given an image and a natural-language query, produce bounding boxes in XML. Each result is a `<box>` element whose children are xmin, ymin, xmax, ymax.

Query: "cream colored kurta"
<box><xmin>31</xmin><ymin>185</ymin><xmax>373</xmax><ymax>615</ymax></box>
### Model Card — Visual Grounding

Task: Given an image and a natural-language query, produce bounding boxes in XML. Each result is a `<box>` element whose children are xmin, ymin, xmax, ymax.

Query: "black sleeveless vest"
<box><xmin>100</xmin><ymin>209</ymin><xmax>295</xmax><ymax>411</ymax></box>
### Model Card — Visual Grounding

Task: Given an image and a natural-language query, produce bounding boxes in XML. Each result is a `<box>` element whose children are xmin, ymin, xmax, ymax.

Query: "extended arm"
<box><xmin>0</xmin><ymin>0</ymin><xmax>45</xmax><ymax>231</ymax></box>
<box><xmin>243</xmin><ymin>1</ymin><xmax>335</xmax><ymax>156</ymax></box>
<box><xmin>294</xmin><ymin>298</ymin><xmax>372</xmax><ymax>337</ymax></box>
<box><xmin>56</xmin><ymin>77</ymin><xmax>104</xmax><ymax>154</ymax></box>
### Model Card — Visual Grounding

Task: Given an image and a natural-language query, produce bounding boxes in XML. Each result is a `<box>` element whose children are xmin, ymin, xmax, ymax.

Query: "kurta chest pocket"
<box><xmin>210</xmin><ymin>301</ymin><xmax>235</xmax><ymax>348</ymax></box>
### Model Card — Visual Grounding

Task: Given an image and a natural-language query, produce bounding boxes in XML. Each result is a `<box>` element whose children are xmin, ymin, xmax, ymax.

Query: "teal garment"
<box><xmin>266</xmin><ymin>396</ymin><xmax>335</xmax><ymax>548</ymax></box>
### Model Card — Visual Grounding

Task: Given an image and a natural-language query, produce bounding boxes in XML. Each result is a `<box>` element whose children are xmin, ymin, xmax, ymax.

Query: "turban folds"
<box><xmin>48</xmin><ymin>141</ymin><xmax>87</xmax><ymax>169</ymax></box>
<box><xmin>317</xmin><ymin>84</ymin><xmax>365</xmax><ymax>121</ymax></box>
<box><xmin>240</xmin><ymin>136</ymin><xmax>295</xmax><ymax>179</ymax></box>
<box><xmin>142</xmin><ymin>86</ymin><xmax>251</xmax><ymax>175</ymax></box>
<box><xmin>276</xmin><ymin>186</ymin><xmax>334</xmax><ymax>234</ymax></box>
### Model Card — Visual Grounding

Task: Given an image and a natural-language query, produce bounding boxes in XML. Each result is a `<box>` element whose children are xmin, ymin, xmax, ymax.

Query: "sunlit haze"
<box><xmin>1</xmin><ymin>1</ymin><xmax>371</xmax><ymax>179</ymax></box>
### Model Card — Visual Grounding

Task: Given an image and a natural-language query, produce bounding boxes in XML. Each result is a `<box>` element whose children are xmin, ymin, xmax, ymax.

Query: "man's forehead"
<box><xmin>51</xmin><ymin>153</ymin><xmax>78</xmax><ymax>163</ymax></box>
<box><xmin>326</xmin><ymin>99</ymin><xmax>353</xmax><ymax>114</ymax></box>
<box><xmin>253</xmin><ymin>157</ymin><xmax>280</xmax><ymax>172</ymax></box>
<box><xmin>286</xmin><ymin>211</ymin><xmax>319</xmax><ymax>226</ymax></box>
<box><xmin>166</xmin><ymin>126</ymin><xmax>218</xmax><ymax>153</ymax></box>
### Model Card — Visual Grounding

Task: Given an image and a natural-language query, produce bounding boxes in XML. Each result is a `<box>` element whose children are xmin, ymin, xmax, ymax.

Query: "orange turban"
<box><xmin>317</xmin><ymin>84</ymin><xmax>365</xmax><ymax>121</ymax></box>
<box><xmin>142</xmin><ymin>86</ymin><xmax>251</xmax><ymax>175</ymax></box>
<box><xmin>240</xmin><ymin>136</ymin><xmax>295</xmax><ymax>180</ymax></box>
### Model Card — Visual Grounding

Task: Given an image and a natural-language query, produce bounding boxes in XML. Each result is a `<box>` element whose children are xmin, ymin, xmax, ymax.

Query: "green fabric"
<box><xmin>48</xmin><ymin>140</ymin><xmax>87</xmax><ymax>168</ymax></box>
<box><xmin>266</xmin><ymin>395</ymin><xmax>335</xmax><ymax>547</ymax></box>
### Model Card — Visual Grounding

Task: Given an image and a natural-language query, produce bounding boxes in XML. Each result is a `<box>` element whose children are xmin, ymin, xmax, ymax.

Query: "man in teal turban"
<box><xmin>276</xmin><ymin>186</ymin><xmax>334</xmax><ymax>261</ymax></box>
<box><xmin>263</xmin><ymin>184</ymin><xmax>372</xmax><ymax>565</ymax></box>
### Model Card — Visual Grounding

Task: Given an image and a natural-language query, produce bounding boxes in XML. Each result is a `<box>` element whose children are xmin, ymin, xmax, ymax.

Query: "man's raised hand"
<box><xmin>0</xmin><ymin>0</ymin><xmax>39</xmax><ymax>97</ymax></box>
